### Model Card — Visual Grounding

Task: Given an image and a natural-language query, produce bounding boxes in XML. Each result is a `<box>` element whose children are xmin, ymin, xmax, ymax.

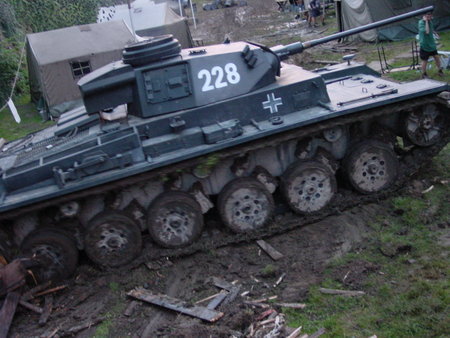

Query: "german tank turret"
<box><xmin>0</xmin><ymin>6</ymin><xmax>448</xmax><ymax>281</ymax></box>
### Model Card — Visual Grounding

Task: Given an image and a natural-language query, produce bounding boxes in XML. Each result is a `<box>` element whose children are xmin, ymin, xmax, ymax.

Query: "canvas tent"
<box><xmin>98</xmin><ymin>0</ymin><xmax>193</xmax><ymax>48</ymax></box>
<box><xmin>27</xmin><ymin>20</ymin><xmax>135</xmax><ymax>118</ymax></box>
<box><xmin>335</xmin><ymin>0</ymin><xmax>450</xmax><ymax>41</ymax></box>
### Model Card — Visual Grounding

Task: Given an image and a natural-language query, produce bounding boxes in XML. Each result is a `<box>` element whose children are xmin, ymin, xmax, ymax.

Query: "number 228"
<box><xmin>197</xmin><ymin>63</ymin><xmax>241</xmax><ymax>92</ymax></box>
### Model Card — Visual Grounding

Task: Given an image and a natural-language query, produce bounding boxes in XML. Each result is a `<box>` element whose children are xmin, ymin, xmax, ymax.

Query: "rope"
<box><xmin>0</xmin><ymin>38</ymin><xmax>27</xmax><ymax>113</ymax></box>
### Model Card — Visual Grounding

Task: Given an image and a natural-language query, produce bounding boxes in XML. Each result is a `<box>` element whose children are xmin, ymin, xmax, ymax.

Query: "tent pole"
<box><xmin>178</xmin><ymin>0</ymin><xmax>183</xmax><ymax>17</ymax></box>
<box><xmin>127</xmin><ymin>0</ymin><xmax>138</xmax><ymax>42</ymax></box>
<box><xmin>189</xmin><ymin>0</ymin><xmax>197</xmax><ymax>29</ymax></box>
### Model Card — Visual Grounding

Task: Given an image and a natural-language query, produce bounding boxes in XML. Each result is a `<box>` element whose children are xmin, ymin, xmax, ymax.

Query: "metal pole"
<box><xmin>189</xmin><ymin>0</ymin><xmax>197</xmax><ymax>29</ymax></box>
<box><xmin>127</xmin><ymin>0</ymin><xmax>138</xmax><ymax>42</ymax></box>
<box><xmin>178</xmin><ymin>0</ymin><xmax>183</xmax><ymax>17</ymax></box>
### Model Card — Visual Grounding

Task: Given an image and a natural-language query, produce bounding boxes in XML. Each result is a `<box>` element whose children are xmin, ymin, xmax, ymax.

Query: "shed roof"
<box><xmin>27</xmin><ymin>20</ymin><xmax>134</xmax><ymax>65</ymax></box>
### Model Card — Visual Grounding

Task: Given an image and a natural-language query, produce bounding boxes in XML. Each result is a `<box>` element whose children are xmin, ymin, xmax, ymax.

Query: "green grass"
<box><xmin>284</xmin><ymin>145</ymin><xmax>450</xmax><ymax>337</ymax></box>
<box><xmin>0</xmin><ymin>94</ymin><xmax>54</xmax><ymax>141</ymax></box>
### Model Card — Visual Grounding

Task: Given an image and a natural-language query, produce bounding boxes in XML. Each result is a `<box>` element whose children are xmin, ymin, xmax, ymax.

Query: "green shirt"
<box><xmin>418</xmin><ymin>19</ymin><xmax>437</xmax><ymax>52</ymax></box>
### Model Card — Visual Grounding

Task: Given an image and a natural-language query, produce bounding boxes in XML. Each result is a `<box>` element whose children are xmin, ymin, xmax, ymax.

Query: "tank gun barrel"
<box><xmin>272</xmin><ymin>6</ymin><xmax>434</xmax><ymax>60</ymax></box>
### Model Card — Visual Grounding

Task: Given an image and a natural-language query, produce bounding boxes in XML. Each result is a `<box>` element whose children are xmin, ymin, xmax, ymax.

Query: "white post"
<box><xmin>127</xmin><ymin>0</ymin><xmax>138</xmax><ymax>42</ymax></box>
<box><xmin>178</xmin><ymin>0</ymin><xmax>183</xmax><ymax>17</ymax></box>
<box><xmin>189</xmin><ymin>0</ymin><xmax>197</xmax><ymax>29</ymax></box>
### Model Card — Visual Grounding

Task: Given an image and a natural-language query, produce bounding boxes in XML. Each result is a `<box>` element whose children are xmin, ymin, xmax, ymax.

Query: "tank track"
<box><xmin>2</xmin><ymin>95</ymin><xmax>449</xmax><ymax>271</ymax></box>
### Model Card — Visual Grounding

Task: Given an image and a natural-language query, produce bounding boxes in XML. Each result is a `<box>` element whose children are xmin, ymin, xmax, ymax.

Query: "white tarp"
<box><xmin>98</xmin><ymin>0</ymin><xmax>193</xmax><ymax>48</ymax></box>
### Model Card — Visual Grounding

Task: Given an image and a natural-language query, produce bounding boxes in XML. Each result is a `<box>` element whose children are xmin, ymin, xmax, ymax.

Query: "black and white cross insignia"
<box><xmin>262</xmin><ymin>93</ymin><xmax>283</xmax><ymax>114</ymax></box>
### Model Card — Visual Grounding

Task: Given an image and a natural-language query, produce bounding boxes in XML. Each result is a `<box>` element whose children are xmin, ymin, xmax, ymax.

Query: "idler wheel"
<box><xmin>21</xmin><ymin>229</ymin><xmax>79</xmax><ymax>282</ymax></box>
<box><xmin>405</xmin><ymin>104</ymin><xmax>444</xmax><ymax>147</ymax></box>
<box><xmin>84</xmin><ymin>212</ymin><xmax>142</xmax><ymax>268</ymax></box>
<box><xmin>281</xmin><ymin>160</ymin><xmax>336</xmax><ymax>214</ymax></box>
<box><xmin>218</xmin><ymin>177</ymin><xmax>274</xmax><ymax>233</ymax></box>
<box><xmin>147</xmin><ymin>191</ymin><xmax>204</xmax><ymax>248</ymax></box>
<box><xmin>122</xmin><ymin>35</ymin><xmax>181</xmax><ymax>66</ymax></box>
<box><xmin>344</xmin><ymin>140</ymin><xmax>398</xmax><ymax>194</ymax></box>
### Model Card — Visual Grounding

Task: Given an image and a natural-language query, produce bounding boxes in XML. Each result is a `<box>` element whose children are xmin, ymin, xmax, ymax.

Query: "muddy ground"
<box><xmin>6</xmin><ymin>1</ymin><xmax>445</xmax><ymax>337</ymax></box>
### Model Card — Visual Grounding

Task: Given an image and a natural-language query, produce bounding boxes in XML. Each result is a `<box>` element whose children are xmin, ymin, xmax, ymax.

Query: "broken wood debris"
<box><xmin>286</xmin><ymin>325</ymin><xmax>302</xmax><ymax>338</ymax></box>
<box><xmin>245</xmin><ymin>310</ymin><xmax>285</xmax><ymax>337</ymax></box>
<box><xmin>21</xmin><ymin>280</ymin><xmax>52</xmax><ymax>301</ymax></box>
<box><xmin>34</xmin><ymin>284</ymin><xmax>67</xmax><ymax>297</ymax></box>
<box><xmin>0</xmin><ymin>291</ymin><xmax>21</xmax><ymax>338</ymax></box>
<box><xmin>0</xmin><ymin>259</ymin><xmax>28</xmax><ymax>296</ymax></box>
<box><xmin>421</xmin><ymin>185</ymin><xmax>434</xmax><ymax>194</ymax></box>
<box><xmin>195</xmin><ymin>291</ymin><xmax>223</xmax><ymax>304</ymax></box>
<box><xmin>256</xmin><ymin>240</ymin><xmax>284</xmax><ymax>261</ymax></box>
<box><xmin>274</xmin><ymin>302</ymin><xmax>306</xmax><ymax>309</ymax></box>
<box><xmin>206</xmin><ymin>290</ymin><xmax>228</xmax><ymax>310</ymax></box>
<box><xmin>19</xmin><ymin>299</ymin><xmax>43</xmax><ymax>314</ymax></box>
<box><xmin>124</xmin><ymin>300</ymin><xmax>139</xmax><ymax>317</ymax></box>
<box><xmin>128</xmin><ymin>287</ymin><xmax>224</xmax><ymax>322</ymax></box>
<box><xmin>144</xmin><ymin>258</ymin><xmax>173</xmax><ymax>271</ymax></box>
<box><xmin>319</xmin><ymin>287</ymin><xmax>365</xmax><ymax>296</ymax></box>
<box><xmin>210</xmin><ymin>277</ymin><xmax>241</xmax><ymax>306</ymax></box>
<box><xmin>39</xmin><ymin>295</ymin><xmax>53</xmax><ymax>326</ymax></box>
<box><xmin>273</xmin><ymin>272</ymin><xmax>286</xmax><ymax>287</ymax></box>
<box><xmin>60</xmin><ymin>317</ymin><xmax>104</xmax><ymax>336</ymax></box>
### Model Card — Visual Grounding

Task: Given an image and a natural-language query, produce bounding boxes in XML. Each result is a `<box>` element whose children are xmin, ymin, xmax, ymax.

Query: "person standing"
<box><xmin>418</xmin><ymin>11</ymin><xmax>443</xmax><ymax>78</ymax></box>
<box><xmin>308</xmin><ymin>0</ymin><xmax>320</xmax><ymax>27</ymax></box>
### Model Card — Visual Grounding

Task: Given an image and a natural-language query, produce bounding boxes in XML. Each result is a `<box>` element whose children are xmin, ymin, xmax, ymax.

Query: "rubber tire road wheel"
<box><xmin>218</xmin><ymin>177</ymin><xmax>274</xmax><ymax>233</ymax></box>
<box><xmin>84</xmin><ymin>212</ymin><xmax>142</xmax><ymax>268</ymax></box>
<box><xmin>344</xmin><ymin>140</ymin><xmax>399</xmax><ymax>194</ymax></box>
<box><xmin>147</xmin><ymin>191</ymin><xmax>204</xmax><ymax>248</ymax></box>
<box><xmin>21</xmin><ymin>228</ymin><xmax>79</xmax><ymax>282</ymax></box>
<box><xmin>281</xmin><ymin>160</ymin><xmax>336</xmax><ymax>214</ymax></box>
<box><xmin>405</xmin><ymin>104</ymin><xmax>444</xmax><ymax>147</ymax></box>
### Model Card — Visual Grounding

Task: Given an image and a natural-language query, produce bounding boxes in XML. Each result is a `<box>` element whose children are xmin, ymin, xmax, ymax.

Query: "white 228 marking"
<box><xmin>197</xmin><ymin>63</ymin><xmax>241</xmax><ymax>92</ymax></box>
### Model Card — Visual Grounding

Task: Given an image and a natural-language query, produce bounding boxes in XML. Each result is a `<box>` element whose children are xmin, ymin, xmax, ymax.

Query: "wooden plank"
<box><xmin>274</xmin><ymin>302</ymin><xmax>306</xmax><ymax>309</ymax></box>
<box><xmin>19</xmin><ymin>300</ymin><xmax>43</xmax><ymax>314</ymax></box>
<box><xmin>0</xmin><ymin>291</ymin><xmax>21</xmax><ymax>338</ymax></box>
<box><xmin>0</xmin><ymin>260</ymin><xmax>27</xmax><ymax>296</ymax></box>
<box><xmin>128</xmin><ymin>288</ymin><xmax>224</xmax><ymax>322</ymax></box>
<box><xmin>21</xmin><ymin>281</ymin><xmax>52</xmax><ymax>302</ymax></box>
<box><xmin>206</xmin><ymin>291</ymin><xmax>228</xmax><ymax>310</ymax></box>
<box><xmin>256</xmin><ymin>240</ymin><xmax>284</xmax><ymax>261</ymax></box>
<box><xmin>319</xmin><ymin>288</ymin><xmax>365</xmax><ymax>296</ymax></box>
<box><xmin>123</xmin><ymin>300</ymin><xmax>138</xmax><ymax>317</ymax></box>
<box><xmin>39</xmin><ymin>295</ymin><xmax>53</xmax><ymax>326</ymax></box>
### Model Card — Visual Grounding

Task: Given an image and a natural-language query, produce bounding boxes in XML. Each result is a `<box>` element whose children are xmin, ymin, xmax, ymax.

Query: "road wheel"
<box><xmin>21</xmin><ymin>229</ymin><xmax>78</xmax><ymax>282</ymax></box>
<box><xmin>147</xmin><ymin>191</ymin><xmax>204</xmax><ymax>248</ymax></box>
<box><xmin>281</xmin><ymin>160</ymin><xmax>336</xmax><ymax>214</ymax></box>
<box><xmin>218</xmin><ymin>177</ymin><xmax>274</xmax><ymax>233</ymax></box>
<box><xmin>344</xmin><ymin>140</ymin><xmax>398</xmax><ymax>194</ymax></box>
<box><xmin>405</xmin><ymin>104</ymin><xmax>444</xmax><ymax>147</ymax></box>
<box><xmin>85</xmin><ymin>212</ymin><xmax>142</xmax><ymax>268</ymax></box>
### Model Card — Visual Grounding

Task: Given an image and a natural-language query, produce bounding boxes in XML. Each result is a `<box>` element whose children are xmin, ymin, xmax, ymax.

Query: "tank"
<box><xmin>0</xmin><ymin>6</ymin><xmax>448</xmax><ymax>281</ymax></box>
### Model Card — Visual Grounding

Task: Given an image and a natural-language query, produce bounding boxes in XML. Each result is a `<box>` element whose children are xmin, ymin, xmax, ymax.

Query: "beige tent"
<box><xmin>98</xmin><ymin>0</ymin><xmax>193</xmax><ymax>48</ymax></box>
<box><xmin>27</xmin><ymin>20</ymin><xmax>135</xmax><ymax>117</ymax></box>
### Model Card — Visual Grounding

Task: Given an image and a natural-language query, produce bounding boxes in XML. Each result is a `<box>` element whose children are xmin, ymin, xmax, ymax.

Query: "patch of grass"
<box><xmin>93</xmin><ymin>301</ymin><xmax>126</xmax><ymax>338</ymax></box>
<box><xmin>0</xmin><ymin>94</ymin><xmax>54</xmax><ymax>141</ymax></box>
<box><xmin>260</xmin><ymin>264</ymin><xmax>278</xmax><ymax>277</ymax></box>
<box><xmin>108</xmin><ymin>281</ymin><xmax>120</xmax><ymax>292</ymax></box>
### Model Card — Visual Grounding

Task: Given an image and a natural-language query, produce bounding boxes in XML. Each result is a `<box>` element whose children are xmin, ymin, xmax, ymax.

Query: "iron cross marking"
<box><xmin>262</xmin><ymin>93</ymin><xmax>283</xmax><ymax>114</ymax></box>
